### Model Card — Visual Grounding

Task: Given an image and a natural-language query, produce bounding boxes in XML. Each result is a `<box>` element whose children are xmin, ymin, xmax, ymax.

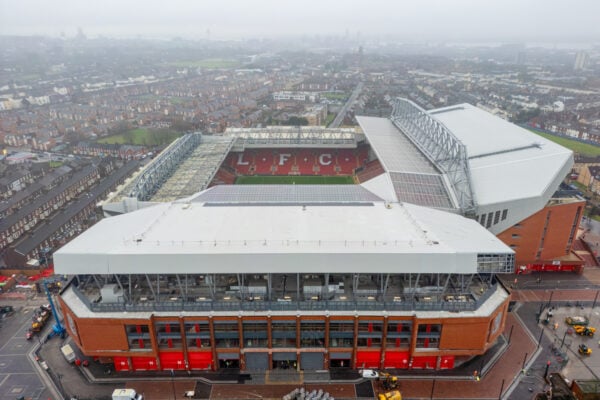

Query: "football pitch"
<box><xmin>235</xmin><ymin>176</ymin><xmax>355</xmax><ymax>185</ymax></box>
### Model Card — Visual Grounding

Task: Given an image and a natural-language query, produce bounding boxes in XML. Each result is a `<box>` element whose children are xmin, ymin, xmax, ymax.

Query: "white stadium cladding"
<box><xmin>56</xmin><ymin>98</ymin><xmax>572</xmax><ymax>295</ymax></box>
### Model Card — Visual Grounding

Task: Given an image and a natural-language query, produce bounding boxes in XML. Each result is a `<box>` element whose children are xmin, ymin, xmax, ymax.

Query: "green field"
<box><xmin>235</xmin><ymin>176</ymin><xmax>354</xmax><ymax>185</ymax></box>
<box><xmin>322</xmin><ymin>92</ymin><xmax>348</xmax><ymax>101</ymax></box>
<box><xmin>528</xmin><ymin>129</ymin><xmax>600</xmax><ymax>157</ymax></box>
<box><xmin>97</xmin><ymin>128</ymin><xmax>181</xmax><ymax>146</ymax></box>
<box><xmin>168</xmin><ymin>59</ymin><xmax>240</xmax><ymax>69</ymax></box>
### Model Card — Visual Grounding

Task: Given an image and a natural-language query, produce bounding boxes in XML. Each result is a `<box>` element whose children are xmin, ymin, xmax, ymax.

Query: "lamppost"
<box><xmin>170</xmin><ymin>369</ymin><xmax>176</xmax><ymax>400</ymax></box>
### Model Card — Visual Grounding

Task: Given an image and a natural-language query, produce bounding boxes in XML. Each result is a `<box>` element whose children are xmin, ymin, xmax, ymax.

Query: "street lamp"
<box><xmin>170</xmin><ymin>369</ymin><xmax>176</xmax><ymax>400</ymax></box>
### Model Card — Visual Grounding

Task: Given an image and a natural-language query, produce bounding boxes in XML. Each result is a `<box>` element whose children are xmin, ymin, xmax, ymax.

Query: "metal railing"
<box><xmin>71</xmin><ymin>284</ymin><xmax>498</xmax><ymax>314</ymax></box>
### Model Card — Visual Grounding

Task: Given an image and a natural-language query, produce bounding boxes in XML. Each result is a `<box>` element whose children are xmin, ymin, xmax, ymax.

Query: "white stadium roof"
<box><xmin>54</xmin><ymin>185</ymin><xmax>512</xmax><ymax>276</ymax></box>
<box><xmin>357</xmin><ymin>102</ymin><xmax>573</xmax><ymax>233</ymax></box>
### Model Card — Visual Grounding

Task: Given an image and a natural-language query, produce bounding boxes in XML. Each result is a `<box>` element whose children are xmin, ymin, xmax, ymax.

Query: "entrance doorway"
<box><xmin>272</xmin><ymin>352</ymin><xmax>297</xmax><ymax>370</ymax></box>
<box><xmin>218</xmin><ymin>359</ymin><xmax>240</xmax><ymax>369</ymax></box>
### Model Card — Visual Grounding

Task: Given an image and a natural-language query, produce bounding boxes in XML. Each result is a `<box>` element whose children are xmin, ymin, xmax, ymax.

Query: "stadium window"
<box><xmin>494</xmin><ymin>211</ymin><xmax>500</xmax><ymax>225</ymax></box>
<box><xmin>486</xmin><ymin>212</ymin><xmax>493</xmax><ymax>228</ymax></box>
<box><xmin>511</xmin><ymin>234</ymin><xmax>520</xmax><ymax>239</ymax></box>
<box><xmin>480</xmin><ymin>214</ymin><xmax>486</xmax><ymax>226</ymax></box>
<box><xmin>501</xmin><ymin>209</ymin><xmax>508</xmax><ymax>221</ymax></box>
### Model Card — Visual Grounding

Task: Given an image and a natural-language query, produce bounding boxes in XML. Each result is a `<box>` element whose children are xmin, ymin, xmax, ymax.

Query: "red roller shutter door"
<box><xmin>159</xmin><ymin>352</ymin><xmax>186</xmax><ymax>370</ymax></box>
<box><xmin>383</xmin><ymin>351</ymin><xmax>409</xmax><ymax>369</ymax></box>
<box><xmin>113</xmin><ymin>356</ymin><xmax>129</xmax><ymax>371</ymax></box>
<box><xmin>131</xmin><ymin>356</ymin><xmax>158</xmax><ymax>371</ymax></box>
<box><xmin>188</xmin><ymin>351</ymin><xmax>213</xmax><ymax>370</ymax></box>
<box><xmin>411</xmin><ymin>356</ymin><xmax>437</xmax><ymax>369</ymax></box>
<box><xmin>356</xmin><ymin>351</ymin><xmax>380</xmax><ymax>369</ymax></box>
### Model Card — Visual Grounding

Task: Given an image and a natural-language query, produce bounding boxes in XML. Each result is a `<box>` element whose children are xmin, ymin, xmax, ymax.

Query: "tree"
<box><xmin>284</xmin><ymin>116</ymin><xmax>309</xmax><ymax>126</ymax></box>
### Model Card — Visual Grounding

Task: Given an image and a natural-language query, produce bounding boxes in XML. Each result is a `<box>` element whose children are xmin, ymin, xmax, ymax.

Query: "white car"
<box><xmin>359</xmin><ymin>369</ymin><xmax>379</xmax><ymax>379</ymax></box>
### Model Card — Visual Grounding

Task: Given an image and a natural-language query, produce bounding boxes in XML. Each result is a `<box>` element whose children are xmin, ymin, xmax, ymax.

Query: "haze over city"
<box><xmin>1</xmin><ymin>0</ymin><xmax>600</xmax><ymax>44</ymax></box>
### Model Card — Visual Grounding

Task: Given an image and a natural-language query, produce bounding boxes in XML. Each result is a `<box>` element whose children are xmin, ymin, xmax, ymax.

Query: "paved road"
<box><xmin>0</xmin><ymin>300</ymin><xmax>52</xmax><ymax>400</ymax></box>
<box><xmin>329</xmin><ymin>82</ymin><xmax>363</xmax><ymax>128</ymax></box>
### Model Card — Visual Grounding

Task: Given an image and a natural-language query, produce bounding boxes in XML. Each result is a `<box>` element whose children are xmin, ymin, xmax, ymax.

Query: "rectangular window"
<box><xmin>329</xmin><ymin>320</ymin><xmax>354</xmax><ymax>348</ymax></box>
<box><xmin>480</xmin><ymin>213</ymin><xmax>486</xmax><ymax>226</ymax></box>
<box><xmin>357</xmin><ymin>321</ymin><xmax>383</xmax><ymax>348</ymax></box>
<box><xmin>494</xmin><ymin>211</ymin><xmax>500</xmax><ymax>225</ymax></box>
<box><xmin>416</xmin><ymin>324</ymin><xmax>441</xmax><ymax>349</ymax></box>
<box><xmin>501</xmin><ymin>209</ymin><xmax>508</xmax><ymax>221</ymax></box>
<box><xmin>155</xmin><ymin>321</ymin><xmax>183</xmax><ymax>349</ymax></box>
<box><xmin>126</xmin><ymin>324</ymin><xmax>151</xmax><ymax>350</ymax></box>
<box><xmin>300</xmin><ymin>321</ymin><xmax>325</xmax><ymax>348</ymax></box>
<box><xmin>486</xmin><ymin>212</ymin><xmax>493</xmax><ymax>228</ymax></box>
<box><xmin>214</xmin><ymin>321</ymin><xmax>240</xmax><ymax>348</ymax></box>
<box><xmin>272</xmin><ymin>320</ymin><xmax>296</xmax><ymax>348</ymax></box>
<box><xmin>185</xmin><ymin>321</ymin><xmax>211</xmax><ymax>349</ymax></box>
<box><xmin>243</xmin><ymin>320</ymin><xmax>268</xmax><ymax>348</ymax></box>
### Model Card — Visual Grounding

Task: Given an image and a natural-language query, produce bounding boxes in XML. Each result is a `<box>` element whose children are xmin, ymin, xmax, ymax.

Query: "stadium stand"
<box><xmin>356</xmin><ymin>159</ymin><xmax>385</xmax><ymax>183</ymax></box>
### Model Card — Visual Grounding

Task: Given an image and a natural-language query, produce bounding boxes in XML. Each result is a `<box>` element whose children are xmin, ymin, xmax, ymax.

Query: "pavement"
<box><xmin>8</xmin><ymin>265</ymin><xmax>600</xmax><ymax>400</ymax></box>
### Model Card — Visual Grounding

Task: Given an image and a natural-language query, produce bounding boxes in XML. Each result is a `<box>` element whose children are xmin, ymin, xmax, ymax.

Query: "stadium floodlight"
<box><xmin>390</xmin><ymin>98</ymin><xmax>476</xmax><ymax>216</ymax></box>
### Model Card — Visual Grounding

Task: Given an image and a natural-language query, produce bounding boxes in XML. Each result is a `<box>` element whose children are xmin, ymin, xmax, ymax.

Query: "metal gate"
<box><xmin>300</xmin><ymin>353</ymin><xmax>323</xmax><ymax>370</ymax></box>
<box><xmin>245</xmin><ymin>353</ymin><xmax>268</xmax><ymax>371</ymax></box>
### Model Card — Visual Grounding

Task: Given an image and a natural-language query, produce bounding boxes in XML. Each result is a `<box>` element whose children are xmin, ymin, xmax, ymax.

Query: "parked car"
<box><xmin>359</xmin><ymin>369</ymin><xmax>379</xmax><ymax>379</ymax></box>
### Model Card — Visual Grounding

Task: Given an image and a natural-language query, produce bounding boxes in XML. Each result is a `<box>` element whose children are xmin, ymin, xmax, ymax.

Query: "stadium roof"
<box><xmin>55</xmin><ymin>185</ymin><xmax>512</xmax><ymax>276</ymax></box>
<box><xmin>357</xmin><ymin>103</ymin><xmax>573</xmax><ymax>233</ymax></box>
<box><xmin>189</xmin><ymin>184</ymin><xmax>383</xmax><ymax>204</ymax></box>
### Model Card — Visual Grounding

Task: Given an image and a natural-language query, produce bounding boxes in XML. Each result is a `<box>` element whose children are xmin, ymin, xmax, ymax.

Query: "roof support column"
<box><xmin>145</xmin><ymin>274</ymin><xmax>156</xmax><ymax>300</ymax></box>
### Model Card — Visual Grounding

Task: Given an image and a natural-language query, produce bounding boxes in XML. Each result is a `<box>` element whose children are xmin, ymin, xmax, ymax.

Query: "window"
<box><xmin>501</xmin><ymin>209</ymin><xmax>508</xmax><ymax>221</ymax></box>
<box><xmin>126</xmin><ymin>324</ymin><xmax>151</xmax><ymax>350</ymax></box>
<box><xmin>511</xmin><ymin>234</ymin><xmax>520</xmax><ymax>239</ymax></box>
<box><xmin>272</xmin><ymin>320</ymin><xmax>296</xmax><ymax>348</ymax></box>
<box><xmin>416</xmin><ymin>324</ymin><xmax>441</xmax><ymax>349</ymax></box>
<box><xmin>214</xmin><ymin>321</ymin><xmax>239</xmax><ymax>348</ymax></box>
<box><xmin>243</xmin><ymin>320</ymin><xmax>268</xmax><ymax>348</ymax></box>
<box><xmin>300</xmin><ymin>321</ymin><xmax>325</xmax><ymax>348</ymax></box>
<box><xmin>329</xmin><ymin>320</ymin><xmax>354</xmax><ymax>348</ymax></box>
<box><xmin>480</xmin><ymin>213</ymin><xmax>486</xmax><ymax>226</ymax></box>
<box><xmin>357</xmin><ymin>320</ymin><xmax>383</xmax><ymax>348</ymax></box>
<box><xmin>494</xmin><ymin>211</ymin><xmax>500</xmax><ymax>225</ymax></box>
<box><xmin>486</xmin><ymin>212</ymin><xmax>493</xmax><ymax>228</ymax></box>
<box><xmin>155</xmin><ymin>321</ymin><xmax>183</xmax><ymax>349</ymax></box>
<box><xmin>185</xmin><ymin>321</ymin><xmax>211</xmax><ymax>349</ymax></box>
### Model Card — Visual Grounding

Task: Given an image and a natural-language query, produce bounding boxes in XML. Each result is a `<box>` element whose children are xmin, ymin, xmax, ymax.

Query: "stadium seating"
<box><xmin>254</xmin><ymin>149</ymin><xmax>275</xmax><ymax>175</ymax></box>
<box><xmin>356</xmin><ymin>159</ymin><xmax>385</xmax><ymax>183</ymax></box>
<box><xmin>210</xmin><ymin>167</ymin><xmax>237</xmax><ymax>186</ymax></box>
<box><xmin>223</xmin><ymin>146</ymin><xmax>374</xmax><ymax>177</ymax></box>
<box><xmin>337</xmin><ymin>149</ymin><xmax>358</xmax><ymax>174</ymax></box>
<box><xmin>296</xmin><ymin>149</ymin><xmax>316</xmax><ymax>175</ymax></box>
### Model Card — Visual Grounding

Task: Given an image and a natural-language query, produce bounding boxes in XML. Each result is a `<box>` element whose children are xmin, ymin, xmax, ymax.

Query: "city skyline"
<box><xmin>1</xmin><ymin>0</ymin><xmax>600</xmax><ymax>43</ymax></box>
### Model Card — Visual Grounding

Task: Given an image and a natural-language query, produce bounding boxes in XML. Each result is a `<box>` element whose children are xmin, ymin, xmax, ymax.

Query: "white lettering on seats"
<box><xmin>237</xmin><ymin>153</ymin><xmax>249</xmax><ymax>165</ymax></box>
<box><xmin>319</xmin><ymin>154</ymin><xmax>332</xmax><ymax>165</ymax></box>
<box><xmin>278</xmin><ymin>153</ymin><xmax>292</xmax><ymax>165</ymax></box>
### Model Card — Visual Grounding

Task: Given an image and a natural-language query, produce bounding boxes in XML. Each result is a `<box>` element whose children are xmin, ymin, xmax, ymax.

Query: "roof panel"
<box><xmin>190</xmin><ymin>184</ymin><xmax>383</xmax><ymax>203</ymax></box>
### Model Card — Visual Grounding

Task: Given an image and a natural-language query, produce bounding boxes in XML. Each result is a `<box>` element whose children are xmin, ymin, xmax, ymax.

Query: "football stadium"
<box><xmin>54</xmin><ymin>98</ymin><xmax>579</xmax><ymax>373</ymax></box>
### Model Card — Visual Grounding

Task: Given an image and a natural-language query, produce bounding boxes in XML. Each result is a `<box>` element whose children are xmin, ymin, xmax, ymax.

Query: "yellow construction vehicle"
<box><xmin>573</xmin><ymin>325</ymin><xmax>596</xmax><ymax>337</ymax></box>
<box><xmin>378</xmin><ymin>390</ymin><xmax>402</xmax><ymax>400</ymax></box>
<box><xmin>382</xmin><ymin>375</ymin><xmax>399</xmax><ymax>390</ymax></box>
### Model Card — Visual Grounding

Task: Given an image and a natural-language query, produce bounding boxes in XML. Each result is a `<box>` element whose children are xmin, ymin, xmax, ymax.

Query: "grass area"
<box><xmin>97</xmin><ymin>128</ymin><xmax>182</xmax><ymax>146</ymax></box>
<box><xmin>168</xmin><ymin>59</ymin><xmax>240</xmax><ymax>69</ymax></box>
<box><xmin>324</xmin><ymin>113</ymin><xmax>336</xmax><ymax>127</ymax></box>
<box><xmin>528</xmin><ymin>129</ymin><xmax>600</xmax><ymax>157</ymax></box>
<box><xmin>235</xmin><ymin>175</ymin><xmax>355</xmax><ymax>185</ymax></box>
<box><xmin>49</xmin><ymin>161</ymin><xmax>63</xmax><ymax>168</ymax></box>
<box><xmin>322</xmin><ymin>92</ymin><xmax>348</xmax><ymax>101</ymax></box>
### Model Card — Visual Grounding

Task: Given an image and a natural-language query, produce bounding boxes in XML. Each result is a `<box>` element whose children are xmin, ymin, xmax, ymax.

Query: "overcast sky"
<box><xmin>1</xmin><ymin>0</ymin><xmax>599</xmax><ymax>43</ymax></box>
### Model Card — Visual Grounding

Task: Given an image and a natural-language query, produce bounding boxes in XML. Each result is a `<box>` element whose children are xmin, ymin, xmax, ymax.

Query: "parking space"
<box><xmin>541</xmin><ymin>306</ymin><xmax>600</xmax><ymax>381</ymax></box>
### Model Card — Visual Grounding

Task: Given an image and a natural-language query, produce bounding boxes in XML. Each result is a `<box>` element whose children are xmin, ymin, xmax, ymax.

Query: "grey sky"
<box><xmin>1</xmin><ymin>0</ymin><xmax>599</xmax><ymax>43</ymax></box>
